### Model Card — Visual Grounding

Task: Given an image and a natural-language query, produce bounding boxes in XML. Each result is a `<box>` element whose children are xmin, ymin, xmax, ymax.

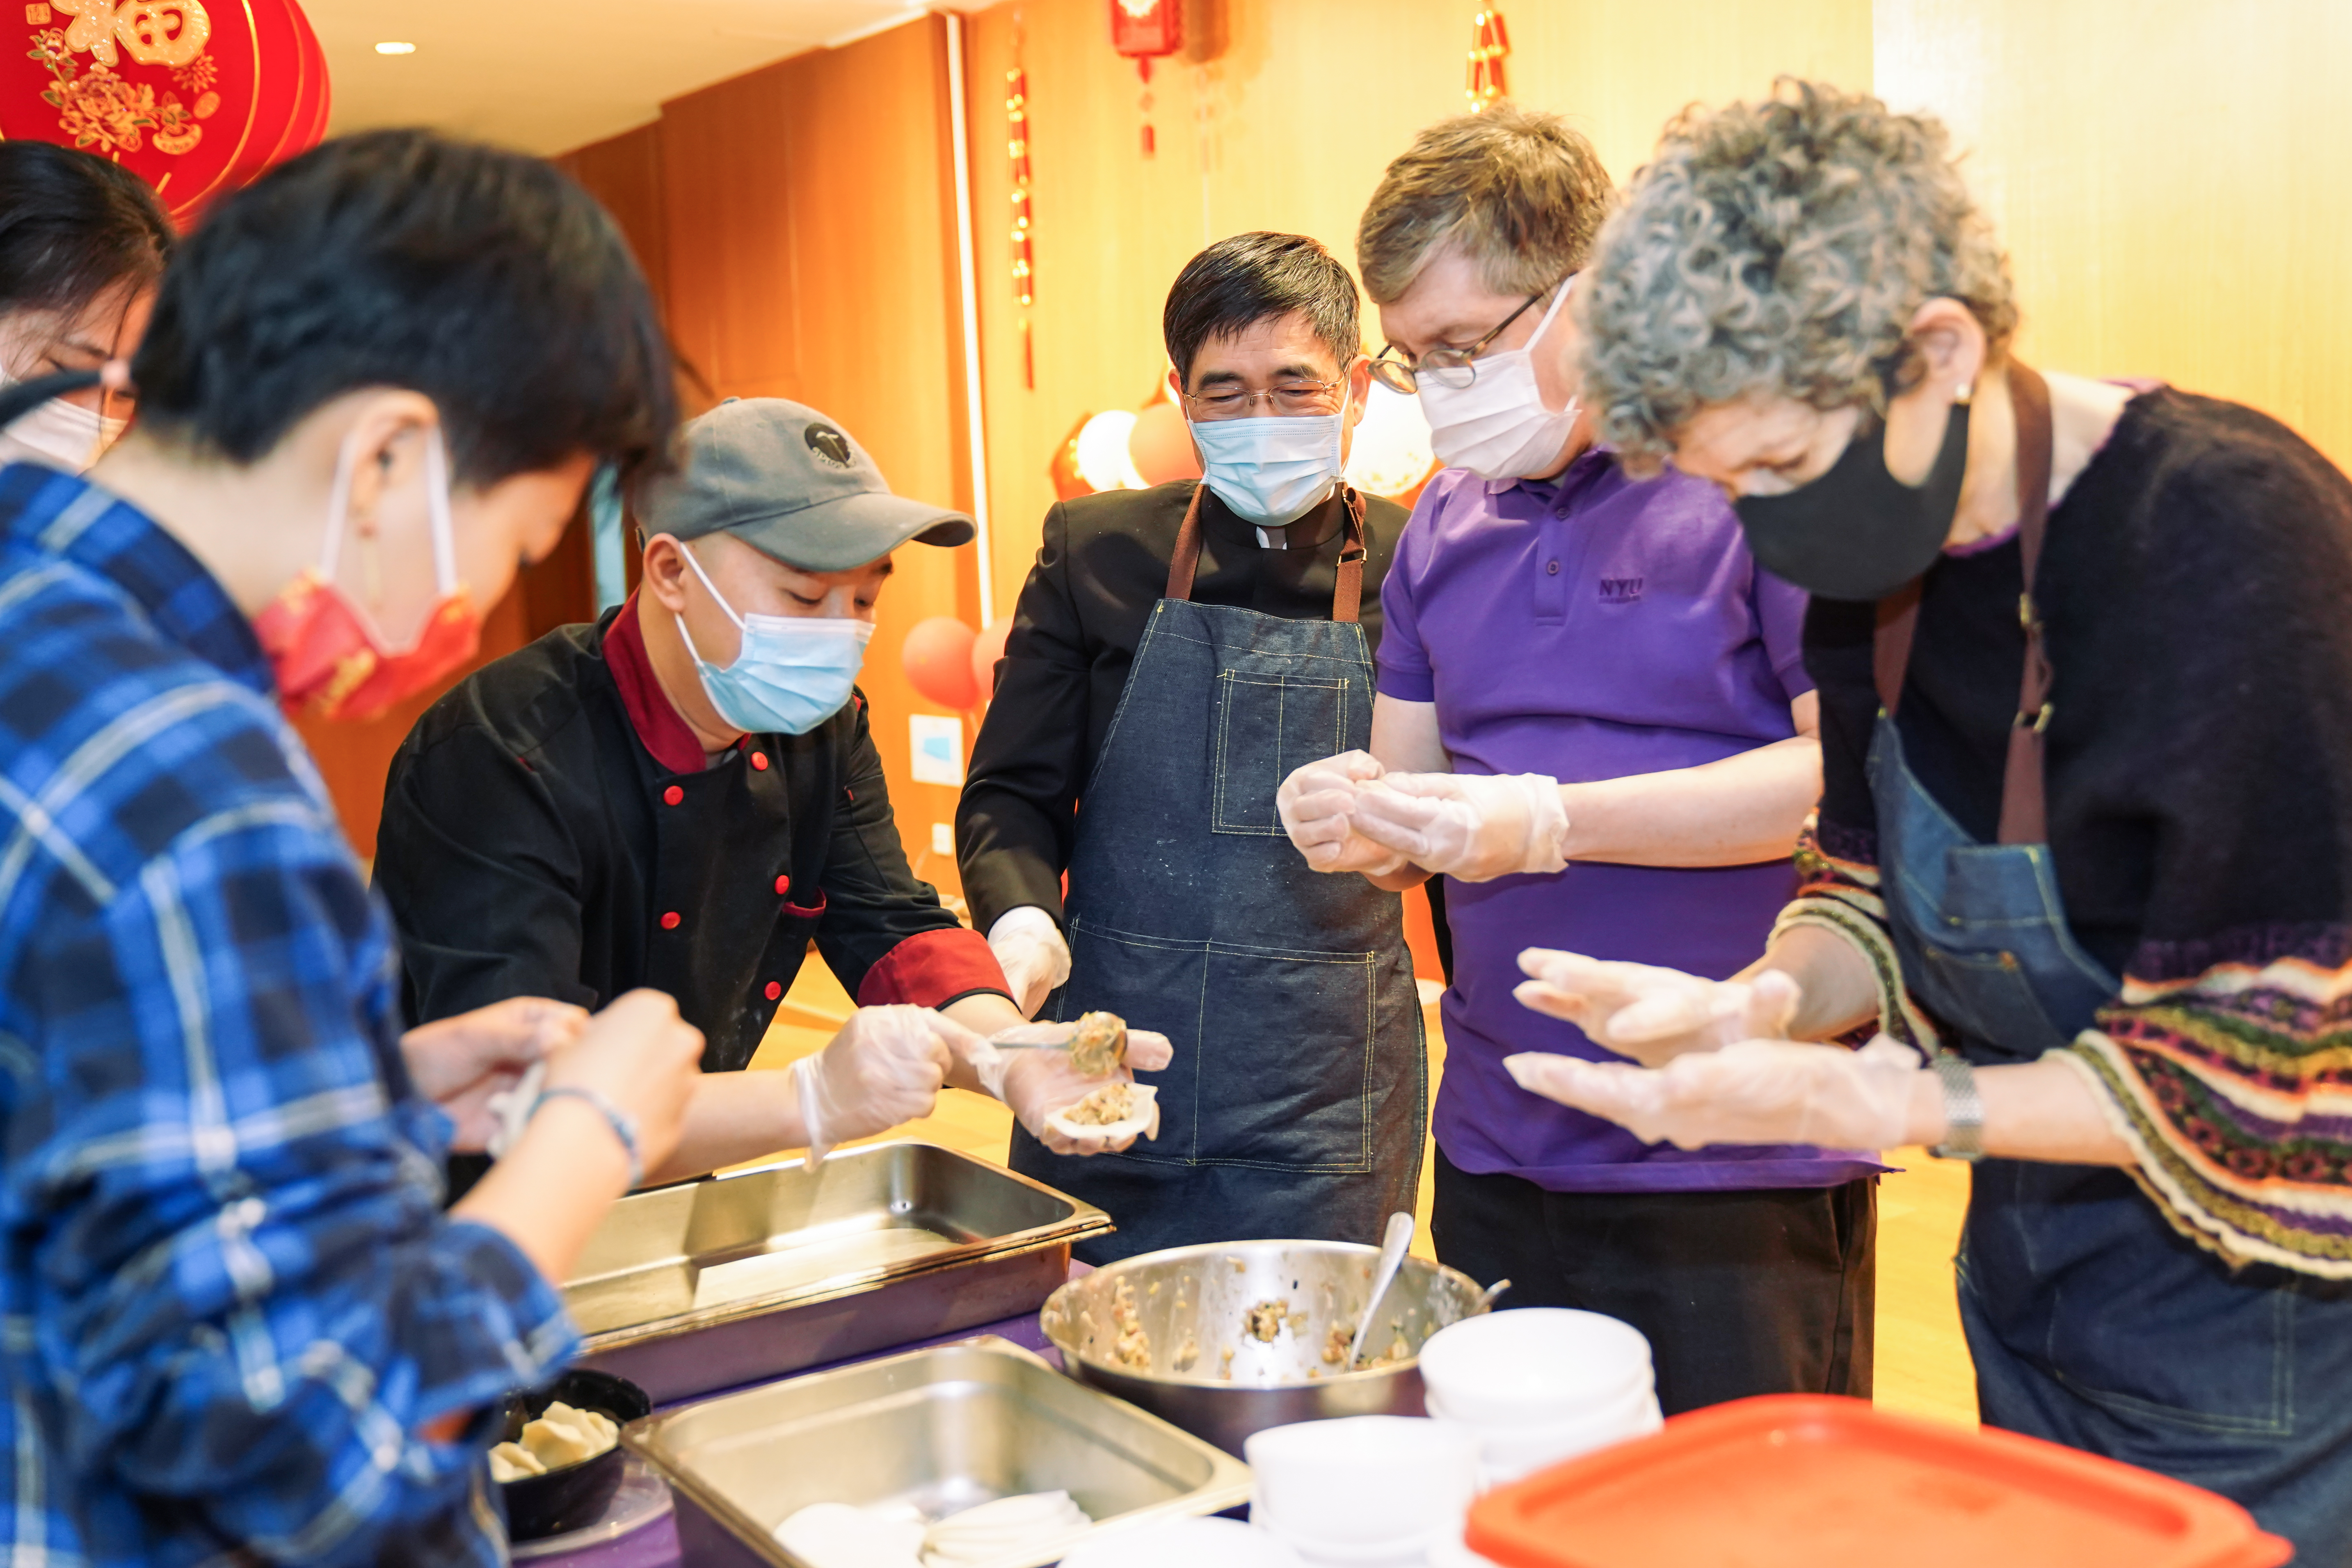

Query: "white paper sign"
<box><xmin>910</xmin><ymin>713</ymin><xmax>964</xmax><ymax>786</ymax></box>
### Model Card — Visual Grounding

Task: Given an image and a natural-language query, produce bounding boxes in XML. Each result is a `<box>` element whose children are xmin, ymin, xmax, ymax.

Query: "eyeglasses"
<box><xmin>1369</xmin><ymin>275</ymin><xmax>1572</xmax><ymax>395</ymax></box>
<box><xmin>1180</xmin><ymin>374</ymin><xmax>1348</xmax><ymax>421</ymax></box>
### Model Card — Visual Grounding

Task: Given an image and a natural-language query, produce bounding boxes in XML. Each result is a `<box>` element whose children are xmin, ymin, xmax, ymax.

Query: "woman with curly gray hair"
<box><xmin>1503</xmin><ymin>80</ymin><xmax>2352</xmax><ymax>1552</ymax></box>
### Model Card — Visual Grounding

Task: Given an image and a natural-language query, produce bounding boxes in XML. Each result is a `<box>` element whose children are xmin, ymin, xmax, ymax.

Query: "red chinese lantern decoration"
<box><xmin>1467</xmin><ymin>8</ymin><xmax>1509</xmax><ymax>111</ymax></box>
<box><xmin>1109</xmin><ymin>0</ymin><xmax>1180</xmax><ymax>158</ymax></box>
<box><xmin>3</xmin><ymin>0</ymin><xmax>331</xmax><ymax>229</ymax></box>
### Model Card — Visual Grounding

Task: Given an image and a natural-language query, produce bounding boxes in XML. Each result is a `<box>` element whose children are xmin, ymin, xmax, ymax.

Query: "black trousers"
<box><xmin>1431</xmin><ymin>1148</ymin><xmax>1878</xmax><ymax>1415</ymax></box>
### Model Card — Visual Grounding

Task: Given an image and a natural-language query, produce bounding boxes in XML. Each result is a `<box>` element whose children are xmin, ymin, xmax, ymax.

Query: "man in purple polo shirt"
<box><xmin>1278</xmin><ymin>106</ymin><xmax>1879</xmax><ymax>1413</ymax></box>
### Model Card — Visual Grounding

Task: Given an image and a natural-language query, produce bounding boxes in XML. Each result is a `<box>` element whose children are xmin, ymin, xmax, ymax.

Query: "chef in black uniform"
<box><xmin>378</xmin><ymin>398</ymin><xmax>1164</xmax><ymax>1182</ymax></box>
<box><xmin>958</xmin><ymin>233</ymin><xmax>1423</xmax><ymax>1260</ymax></box>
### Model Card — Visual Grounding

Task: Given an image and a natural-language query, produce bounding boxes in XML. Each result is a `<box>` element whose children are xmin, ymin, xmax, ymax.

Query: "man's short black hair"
<box><xmin>1162</xmin><ymin>232</ymin><xmax>1361</xmax><ymax>388</ymax></box>
<box><xmin>132</xmin><ymin>129</ymin><xmax>676</xmax><ymax>489</ymax></box>
<box><xmin>0</xmin><ymin>142</ymin><xmax>173</xmax><ymax>320</ymax></box>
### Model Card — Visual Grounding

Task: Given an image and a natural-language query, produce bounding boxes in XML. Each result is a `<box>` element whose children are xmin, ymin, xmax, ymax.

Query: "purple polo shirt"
<box><xmin>1381</xmin><ymin>456</ymin><xmax>1881</xmax><ymax>1191</ymax></box>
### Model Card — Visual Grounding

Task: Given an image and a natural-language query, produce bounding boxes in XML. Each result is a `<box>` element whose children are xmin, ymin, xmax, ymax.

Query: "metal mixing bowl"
<box><xmin>1039</xmin><ymin>1239</ymin><xmax>1493</xmax><ymax>1456</ymax></box>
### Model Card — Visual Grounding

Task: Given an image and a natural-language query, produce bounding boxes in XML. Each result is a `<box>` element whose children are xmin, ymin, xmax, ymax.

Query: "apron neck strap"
<box><xmin>1166</xmin><ymin>483</ymin><xmax>1368</xmax><ymax>625</ymax></box>
<box><xmin>1871</xmin><ymin>360</ymin><xmax>2057</xmax><ymax>845</ymax></box>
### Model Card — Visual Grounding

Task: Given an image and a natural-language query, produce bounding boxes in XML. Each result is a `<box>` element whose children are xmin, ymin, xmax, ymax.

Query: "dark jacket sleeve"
<box><xmin>956</xmin><ymin>502</ymin><xmax>1095</xmax><ymax>933</ymax></box>
<box><xmin>814</xmin><ymin>693</ymin><xmax>1007</xmax><ymax>1007</ymax></box>
<box><xmin>374</xmin><ymin>720</ymin><xmax>599</xmax><ymax>1022</ymax></box>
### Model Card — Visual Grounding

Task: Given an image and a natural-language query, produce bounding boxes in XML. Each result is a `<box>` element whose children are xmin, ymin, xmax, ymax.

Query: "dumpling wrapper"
<box><xmin>520</xmin><ymin>1403</ymin><xmax>614</xmax><ymax>1470</ymax></box>
<box><xmin>1045</xmin><ymin>1083</ymin><xmax>1158</xmax><ymax>1144</ymax></box>
<box><xmin>488</xmin><ymin>1441</ymin><xmax>545</xmax><ymax>1482</ymax></box>
<box><xmin>775</xmin><ymin>1502</ymin><xmax>928</xmax><ymax>1568</ymax></box>
<box><xmin>922</xmin><ymin>1491</ymin><xmax>1092</xmax><ymax>1566</ymax></box>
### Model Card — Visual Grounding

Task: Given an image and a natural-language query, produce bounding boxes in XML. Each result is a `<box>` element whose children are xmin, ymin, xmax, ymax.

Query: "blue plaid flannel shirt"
<box><xmin>0</xmin><ymin>465</ymin><xmax>577</xmax><ymax>1566</ymax></box>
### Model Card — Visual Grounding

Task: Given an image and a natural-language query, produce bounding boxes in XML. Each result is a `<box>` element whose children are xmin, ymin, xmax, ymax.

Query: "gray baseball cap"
<box><xmin>641</xmin><ymin>398</ymin><xmax>975</xmax><ymax>570</ymax></box>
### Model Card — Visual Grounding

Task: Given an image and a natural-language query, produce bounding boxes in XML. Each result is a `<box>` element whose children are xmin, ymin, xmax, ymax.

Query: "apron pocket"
<box><xmin>1913</xmin><ymin>942</ymin><xmax>2075</xmax><ymax>1060</ymax></box>
<box><xmin>1060</xmin><ymin>920</ymin><xmax>1376</xmax><ymax>1174</ymax></box>
<box><xmin>1196</xmin><ymin>941</ymin><xmax>1376</xmax><ymax>1173</ymax></box>
<box><xmin>1211</xmin><ymin>670</ymin><xmax>1349</xmax><ymax>836</ymax></box>
<box><xmin>1968</xmin><ymin>1163</ymin><xmax>2296</xmax><ymax>1435</ymax></box>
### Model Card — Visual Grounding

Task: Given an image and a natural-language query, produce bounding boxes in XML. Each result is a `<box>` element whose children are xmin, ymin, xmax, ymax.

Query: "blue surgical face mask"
<box><xmin>1188</xmin><ymin>390</ymin><xmax>1349</xmax><ymax>528</ymax></box>
<box><xmin>674</xmin><ymin>543</ymin><xmax>876</xmax><ymax>736</ymax></box>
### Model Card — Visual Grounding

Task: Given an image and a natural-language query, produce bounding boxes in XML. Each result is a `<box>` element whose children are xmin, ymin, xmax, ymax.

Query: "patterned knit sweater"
<box><xmin>1785</xmin><ymin>388</ymin><xmax>2352</xmax><ymax>1278</ymax></box>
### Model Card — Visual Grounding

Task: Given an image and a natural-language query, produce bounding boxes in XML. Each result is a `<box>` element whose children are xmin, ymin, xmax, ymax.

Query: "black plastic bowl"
<box><xmin>496</xmin><ymin>1367</ymin><xmax>651</xmax><ymax>1543</ymax></box>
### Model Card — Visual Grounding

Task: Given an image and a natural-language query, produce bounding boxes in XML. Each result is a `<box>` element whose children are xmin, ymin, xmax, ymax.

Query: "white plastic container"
<box><xmin>1244</xmin><ymin>1416</ymin><xmax>1479</xmax><ymax>1563</ymax></box>
<box><xmin>1415</xmin><ymin>1309</ymin><xmax>1654</xmax><ymax>1427</ymax></box>
<box><xmin>1433</xmin><ymin>1390</ymin><xmax>1664</xmax><ymax>1486</ymax></box>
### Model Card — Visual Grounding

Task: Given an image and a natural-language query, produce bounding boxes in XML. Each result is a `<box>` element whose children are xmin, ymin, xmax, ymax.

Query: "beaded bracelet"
<box><xmin>535</xmin><ymin>1084</ymin><xmax>644</xmax><ymax>1189</ymax></box>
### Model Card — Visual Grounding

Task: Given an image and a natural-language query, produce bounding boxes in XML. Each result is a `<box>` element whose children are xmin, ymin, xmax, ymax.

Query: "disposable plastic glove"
<box><xmin>1348</xmin><ymin>770</ymin><xmax>1569</xmax><ymax>882</ymax></box>
<box><xmin>793</xmin><ymin>1003</ymin><xmax>959</xmax><ymax>1166</ymax></box>
<box><xmin>961</xmin><ymin>1020</ymin><xmax>1176</xmax><ymax>1155</ymax></box>
<box><xmin>1513</xmin><ymin>949</ymin><xmax>1802</xmax><ymax>1068</ymax></box>
<box><xmin>1276</xmin><ymin>750</ymin><xmax>1408</xmax><ymax>875</ymax></box>
<box><xmin>1503</xmin><ymin>1035</ymin><xmax>1923</xmax><ymax>1152</ymax></box>
<box><xmin>988</xmin><ymin>906</ymin><xmax>1072</xmax><ymax>1019</ymax></box>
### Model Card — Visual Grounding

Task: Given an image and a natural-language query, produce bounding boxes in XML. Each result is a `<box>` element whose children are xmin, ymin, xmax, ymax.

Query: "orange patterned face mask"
<box><xmin>252</xmin><ymin>426</ymin><xmax>480</xmax><ymax>722</ymax></box>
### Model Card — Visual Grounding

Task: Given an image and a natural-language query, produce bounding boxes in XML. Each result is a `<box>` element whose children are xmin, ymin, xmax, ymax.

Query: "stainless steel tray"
<box><xmin>569</xmin><ymin>1142</ymin><xmax>1111</xmax><ymax>1403</ymax></box>
<box><xmin>623</xmin><ymin>1337</ymin><xmax>1254</xmax><ymax>1568</ymax></box>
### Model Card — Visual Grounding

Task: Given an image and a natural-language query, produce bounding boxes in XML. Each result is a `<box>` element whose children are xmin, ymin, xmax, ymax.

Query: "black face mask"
<box><xmin>1732</xmin><ymin>398</ymin><xmax>1970</xmax><ymax>602</ymax></box>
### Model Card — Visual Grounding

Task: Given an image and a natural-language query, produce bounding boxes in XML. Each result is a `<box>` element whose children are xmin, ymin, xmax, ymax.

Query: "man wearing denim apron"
<box><xmin>1506</xmin><ymin>83</ymin><xmax>2352</xmax><ymax>1558</ymax></box>
<box><xmin>959</xmin><ymin>233</ymin><xmax>1422</xmax><ymax>1261</ymax></box>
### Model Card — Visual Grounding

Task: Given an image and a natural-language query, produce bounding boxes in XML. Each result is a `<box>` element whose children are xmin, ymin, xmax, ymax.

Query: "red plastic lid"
<box><xmin>1464</xmin><ymin>1396</ymin><xmax>2291</xmax><ymax>1568</ymax></box>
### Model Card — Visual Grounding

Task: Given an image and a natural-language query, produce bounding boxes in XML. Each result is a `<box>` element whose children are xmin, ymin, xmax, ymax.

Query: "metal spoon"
<box><xmin>1349</xmin><ymin>1210</ymin><xmax>1416</xmax><ymax>1368</ymax></box>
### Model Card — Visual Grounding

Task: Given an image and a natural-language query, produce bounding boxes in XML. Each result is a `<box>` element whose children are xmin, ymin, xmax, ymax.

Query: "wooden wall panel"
<box><xmin>1876</xmin><ymin>0</ymin><xmax>2352</xmax><ymax>472</ymax></box>
<box><xmin>961</xmin><ymin>0</ymin><xmax>1874</xmax><ymax>620</ymax></box>
<box><xmin>658</xmin><ymin>16</ymin><xmax>980</xmax><ymax>894</ymax></box>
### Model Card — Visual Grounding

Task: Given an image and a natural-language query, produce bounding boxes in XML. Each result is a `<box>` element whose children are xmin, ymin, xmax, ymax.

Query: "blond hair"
<box><xmin>1356</xmin><ymin>104</ymin><xmax>1614</xmax><ymax>305</ymax></box>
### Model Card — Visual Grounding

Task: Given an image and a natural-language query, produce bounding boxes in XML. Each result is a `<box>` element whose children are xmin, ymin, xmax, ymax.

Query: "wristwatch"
<box><xmin>1930</xmin><ymin>1051</ymin><xmax>1984</xmax><ymax>1162</ymax></box>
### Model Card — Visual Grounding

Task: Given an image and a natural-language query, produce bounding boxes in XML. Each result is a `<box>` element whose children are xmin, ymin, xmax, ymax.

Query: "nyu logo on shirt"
<box><xmin>1599</xmin><ymin>575</ymin><xmax>1644</xmax><ymax>604</ymax></box>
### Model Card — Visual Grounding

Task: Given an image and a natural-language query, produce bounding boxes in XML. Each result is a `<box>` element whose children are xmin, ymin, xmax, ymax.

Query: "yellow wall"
<box><xmin>961</xmin><ymin>0</ymin><xmax>1874</xmax><ymax>618</ymax></box>
<box><xmin>1876</xmin><ymin>0</ymin><xmax>2352</xmax><ymax>472</ymax></box>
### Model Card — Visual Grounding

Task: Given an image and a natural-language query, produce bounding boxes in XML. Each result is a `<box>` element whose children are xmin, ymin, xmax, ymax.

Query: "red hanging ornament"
<box><xmin>1466</xmin><ymin>7</ymin><xmax>1510</xmax><ymax>112</ymax></box>
<box><xmin>2</xmin><ymin>0</ymin><xmax>331</xmax><ymax>229</ymax></box>
<box><xmin>1109</xmin><ymin>0</ymin><xmax>1180</xmax><ymax>159</ymax></box>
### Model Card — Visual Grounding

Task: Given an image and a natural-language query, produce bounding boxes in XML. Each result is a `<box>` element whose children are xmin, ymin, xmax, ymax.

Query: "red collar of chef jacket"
<box><xmin>603</xmin><ymin>592</ymin><xmax>714</xmax><ymax>777</ymax></box>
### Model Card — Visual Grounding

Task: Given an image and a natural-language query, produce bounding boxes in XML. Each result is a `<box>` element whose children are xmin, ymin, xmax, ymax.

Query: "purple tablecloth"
<box><xmin>528</xmin><ymin>1268</ymin><xmax>1084</xmax><ymax>1568</ymax></box>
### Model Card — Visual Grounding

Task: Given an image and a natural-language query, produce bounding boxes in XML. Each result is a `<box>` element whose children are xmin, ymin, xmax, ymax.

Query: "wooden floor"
<box><xmin>745</xmin><ymin>965</ymin><xmax>1979</xmax><ymax>1428</ymax></box>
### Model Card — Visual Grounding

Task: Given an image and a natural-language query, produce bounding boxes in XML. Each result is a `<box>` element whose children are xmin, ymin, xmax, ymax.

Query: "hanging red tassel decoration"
<box><xmin>1109</xmin><ymin>0</ymin><xmax>1180</xmax><ymax>159</ymax></box>
<box><xmin>1466</xmin><ymin>8</ymin><xmax>1510</xmax><ymax>112</ymax></box>
<box><xmin>1006</xmin><ymin>45</ymin><xmax>1035</xmax><ymax>389</ymax></box>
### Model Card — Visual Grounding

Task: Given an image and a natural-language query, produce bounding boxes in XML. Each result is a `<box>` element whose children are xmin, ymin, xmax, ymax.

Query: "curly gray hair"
<box><xmin>1579</xmin><ymin>79</ymin><xmax>2017</xmax><ymax>461</ymax></box>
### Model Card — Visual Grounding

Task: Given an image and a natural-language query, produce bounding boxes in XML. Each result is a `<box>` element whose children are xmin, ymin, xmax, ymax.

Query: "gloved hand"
<box><xmin>1503</xmin><ymin>1035</ymin><xmax>1925</xmax><ymax>1152</ymax></box>
<box><xmin>988</xmin><ymin>906</ymin><xmax>1072</xmax><ymax>1019</ymax></box>
<box><xmin>1513</xmin><ymin>949</ymin><xmax>1802</xmax><ymax>1068</ymax></box>
<box><xmin>1347</xmin><ymin>770</ymin><xmax>1570</xmax><ymax>882</ymax></box>
<box><xmin>1277</xmin><ymin>750</ymin><xmax>1408</xmax><ymax>875</ymax></box>
<box><xmin>793</xmin><ymin>1004</ymin><xmax>960</xmax><ymax>1166</ymax></box>
<box><xmin>961</xmin><ymin>1021</ymin><xmax>1176</xmax><ymax>1156</ymax></box>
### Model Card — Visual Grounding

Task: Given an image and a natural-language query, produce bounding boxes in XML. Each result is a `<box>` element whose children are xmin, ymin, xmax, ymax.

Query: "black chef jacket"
<box><xmin>956</xmin><ymin>480</ymin><xmax>1406</xmax><ymax>931</ymax></box>
<box><xmin>376</xmin><ymin>596</ymin><xmax>1008</xmax><ymax>1073</ymax></box>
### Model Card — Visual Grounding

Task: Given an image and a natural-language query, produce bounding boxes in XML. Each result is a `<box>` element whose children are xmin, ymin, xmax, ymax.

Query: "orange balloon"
<box><xmin>970</xmin><ymin>617</ymin><xmax>1013</xmax><ymax>700</ymax></box>
<box><xmin>1129</xmin><ymin>400</ymin><xmax>1201</xmax><ymax>485</ymax></box>
<box><xmin>903</xmin><ymin>616</ymin><xmax>980</xmax><ymax>709</ymax></box>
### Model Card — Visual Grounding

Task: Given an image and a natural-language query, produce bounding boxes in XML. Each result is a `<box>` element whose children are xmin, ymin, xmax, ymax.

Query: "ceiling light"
<box><xmin>374</xmin><ymin>41</ymin><xmax>416</xmax><ymax>55</ymax></box>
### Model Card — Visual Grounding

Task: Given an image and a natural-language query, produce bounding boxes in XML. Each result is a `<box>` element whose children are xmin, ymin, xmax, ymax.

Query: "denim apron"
<box><xmin>1873</xmin><ymin>367</ymin><xmax>2352</xmax><ymax>1558</ymax></box>
<box><xmin>1010</xmin><ymin>484</ymin><xmax>1426</xmax><ymax>1264</ymax></box>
